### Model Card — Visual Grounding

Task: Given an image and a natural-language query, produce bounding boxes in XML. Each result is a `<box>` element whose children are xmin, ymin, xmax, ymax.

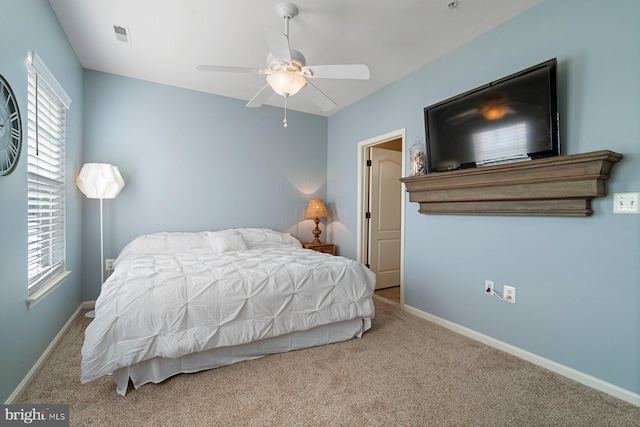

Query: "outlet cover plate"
<box><xmin>504</xmin><ymin>285</ymin><xmax>516</xmax><ymax>304</ymax></box>
<box><xmin>485</xmin><ymin>280</ymin><xmax>494</xmax><ymax>296</ymax></box>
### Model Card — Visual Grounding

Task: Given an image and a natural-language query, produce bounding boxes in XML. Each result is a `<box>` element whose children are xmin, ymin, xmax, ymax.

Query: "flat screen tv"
<box><xmin>424</xmin><ymin>59</ymin><xmax>560</xmax><ymax>173</ymax></box>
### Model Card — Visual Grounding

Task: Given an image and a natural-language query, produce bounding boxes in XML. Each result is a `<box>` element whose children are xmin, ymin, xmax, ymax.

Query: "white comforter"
<box><xmin>81</xmin><ymin>229</ymin><xmax>375</xmax><ymax>383</ymax></box>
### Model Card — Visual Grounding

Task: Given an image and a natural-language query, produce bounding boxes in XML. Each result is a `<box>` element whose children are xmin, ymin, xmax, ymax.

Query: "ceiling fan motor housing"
<box><xmin>267</xmin><ymin>49</ymin><xmax>306</xmax><ymax>73</ymax></box>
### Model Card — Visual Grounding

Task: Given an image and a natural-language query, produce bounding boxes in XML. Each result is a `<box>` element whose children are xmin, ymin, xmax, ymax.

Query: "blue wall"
<box><xmin>2</xmin><ymin>0</ymin><xmax>638</xmax><ymax>404</ymax></box>
<box><xmin>327</xmin><ymin>0</ymin><xmax>639</xmax><ymax>395</ymax></box>
<box><xmin>0</xmin><ymin>0</ymin><xmax>84</xmax><ymax>402</ymax></box>
<box><xmin>81</xmin><ymin>70</ymin><xmax>328</xmax><ymax>300</ymax></box>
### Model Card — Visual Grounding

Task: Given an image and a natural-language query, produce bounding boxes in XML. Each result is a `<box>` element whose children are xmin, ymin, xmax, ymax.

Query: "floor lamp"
<box><xmin>76</xmin><ymin>163</ymin><xmax>125</xmax><ymax>318</ymax></box>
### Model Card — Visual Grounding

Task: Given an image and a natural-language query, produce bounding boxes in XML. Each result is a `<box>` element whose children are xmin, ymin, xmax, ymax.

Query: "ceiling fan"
<box><xmin>197</xmin><ymin>2</ymin><xmax>370</xmax><ymax>127</ymax></box>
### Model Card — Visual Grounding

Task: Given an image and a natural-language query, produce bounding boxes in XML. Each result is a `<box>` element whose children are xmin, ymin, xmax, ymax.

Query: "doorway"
<box><xmin>357</xmin><ymin>129</ymin><xmax>405</xmax><ymax>307</ymax></box>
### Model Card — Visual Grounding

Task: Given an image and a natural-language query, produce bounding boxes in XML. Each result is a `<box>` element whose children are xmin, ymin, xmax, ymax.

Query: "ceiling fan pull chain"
<box><xmin>283</xmin><ymin>94</ymin><xmax>288</xmax><ymax>127</ymax></box>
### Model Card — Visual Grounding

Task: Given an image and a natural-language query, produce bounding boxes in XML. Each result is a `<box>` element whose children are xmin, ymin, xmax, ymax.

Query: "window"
<box><xmin>26</xmin><ymin>51</ymin><xmax>72</xmax><ymax>306</ymax></box>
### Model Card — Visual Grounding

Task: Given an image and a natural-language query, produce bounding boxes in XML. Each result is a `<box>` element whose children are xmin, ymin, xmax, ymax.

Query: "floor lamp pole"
<box><xmin>85</xmin><ymin>198</ymin><xmax>104</xmax><ymax>319</ymax></box>
<box><xmin>100</xmin><ymin>197</ymin><xmax>104</xmax><ymax>285</ymax></box>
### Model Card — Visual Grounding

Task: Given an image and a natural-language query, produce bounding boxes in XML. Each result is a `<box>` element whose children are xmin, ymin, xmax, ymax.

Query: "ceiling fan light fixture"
<box><xmin>266</xmin><ymin>71</ymin><xmax>306</xmax><ymax>96</ymax></box>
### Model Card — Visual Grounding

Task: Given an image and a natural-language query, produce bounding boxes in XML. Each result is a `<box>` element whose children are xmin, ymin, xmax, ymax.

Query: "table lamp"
<box><xmin>304</xmin><ymin>199</ymin><xmax>329</xmax><ymax>244</ymax></box>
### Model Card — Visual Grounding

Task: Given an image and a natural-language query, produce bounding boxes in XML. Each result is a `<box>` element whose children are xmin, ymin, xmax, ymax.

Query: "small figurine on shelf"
<box><xmin>410</xmin><ymin>136</ymin><xmax>426</xmax><ymax>176</ymax></box>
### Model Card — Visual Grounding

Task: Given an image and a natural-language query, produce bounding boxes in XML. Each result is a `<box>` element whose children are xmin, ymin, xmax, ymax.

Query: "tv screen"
<box><xmin>424</xmin><ymin>59</ymin><xmax>559</xmax><ymax>173</ymax></box>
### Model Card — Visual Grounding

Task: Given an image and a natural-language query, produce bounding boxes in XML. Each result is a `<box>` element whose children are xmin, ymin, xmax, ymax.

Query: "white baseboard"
<box><xmin>403</xmin><ymin>304</ymin><xmax>640</xmax><ymax>408</ymax></box>
<box><xmin>372</xmin><ymin>293</ymin><xmax>401</xmax><ymax>308</ymax></box>
<box><xmin>81</xmin><ymin>300</ymin><xmax>95</xmax><ymax>310</ymax></box>
<box><xmin>5</xmin><ymin>304</ymin><xmax>84</xmax><ymax>404</ymax></box>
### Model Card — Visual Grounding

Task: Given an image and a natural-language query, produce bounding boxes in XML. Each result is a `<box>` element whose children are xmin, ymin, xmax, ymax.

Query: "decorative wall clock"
<box><xmin>0</xmin><ymin>74</ymin><xmax>22</xmax><ymax>176</ymax></box>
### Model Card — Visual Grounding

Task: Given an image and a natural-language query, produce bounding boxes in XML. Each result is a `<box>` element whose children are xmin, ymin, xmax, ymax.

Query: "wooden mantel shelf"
<box><xmin>399</xmin><ymin>150</ymin><xmax>622</xmax><ymax>216</ymax></box>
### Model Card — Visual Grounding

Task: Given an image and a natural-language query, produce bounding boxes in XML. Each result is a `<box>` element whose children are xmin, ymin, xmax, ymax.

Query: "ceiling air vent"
<box><xmin>113</xmin><ymin>25</ymin><xmax>131</xmax><ymax>44</ymax></box>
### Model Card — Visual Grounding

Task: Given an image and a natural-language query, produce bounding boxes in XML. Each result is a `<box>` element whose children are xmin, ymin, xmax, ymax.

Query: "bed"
<box><xmin>80</xmin><ymin>228</ymin><xmax>376</xmax><ymax>395</ymax></box>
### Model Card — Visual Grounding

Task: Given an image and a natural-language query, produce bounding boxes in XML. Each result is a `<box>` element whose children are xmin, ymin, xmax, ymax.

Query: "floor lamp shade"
<box><xmin>76</xmin><ymin>163</ymin><xmax>125</xmax><ymax>199</ymax></box>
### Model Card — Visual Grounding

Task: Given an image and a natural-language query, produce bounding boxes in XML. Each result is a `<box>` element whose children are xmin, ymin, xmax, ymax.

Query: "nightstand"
<box><xmin>303</xmin><ymin>242</ymin><xmax>336</xmax><ymax>256</ymax></box>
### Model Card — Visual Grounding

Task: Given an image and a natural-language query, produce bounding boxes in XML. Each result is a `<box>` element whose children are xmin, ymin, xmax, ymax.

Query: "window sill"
<box><xmin>26</xmin><ymin>270</ymin><xmax>71</xmax><ymax>309</ymax></box>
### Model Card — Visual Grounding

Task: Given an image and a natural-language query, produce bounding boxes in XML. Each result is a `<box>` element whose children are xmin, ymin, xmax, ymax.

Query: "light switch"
<box><xmin>613</xmin><ymin>193</ymin><xmax>640</xmax><ymax>214</ymax></box>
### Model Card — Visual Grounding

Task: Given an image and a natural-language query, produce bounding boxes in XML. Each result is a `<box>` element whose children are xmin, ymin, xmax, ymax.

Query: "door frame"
<box><xmin>356</xmin><ymin>128</ymin><xmax>406</xmax><ymax>306</ymax></box>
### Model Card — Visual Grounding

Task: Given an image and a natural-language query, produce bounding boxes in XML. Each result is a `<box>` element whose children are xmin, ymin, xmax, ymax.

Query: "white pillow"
<box><xmin>118</xmin><ymin>232</ymin><xmax>211</xmax><ymax>259</ymax></box>
<box><xmin>236</xmin><ymin>228</ymin><xmax>302</xmax><ymax>249</ymax></box>
<box><xmin>210</xmin><ymin>234</ymin><xmax>248</xmax><ymax>253</ymax></box>
<box><xmin>207</xmin><ymin>229</ymin><xmax>239</xmax><ymax>253</ymax></box>
<box><xmin>207</xmin><ymin>229</ymin><xmax>239</xmax><ymax>240</ymax></box>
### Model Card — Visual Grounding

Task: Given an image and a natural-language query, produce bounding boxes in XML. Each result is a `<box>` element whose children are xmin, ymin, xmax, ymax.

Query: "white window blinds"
<box><xmin>27</xmin><ymin>51</ymin><xmax>71</xmax><ymax>293</ymax></box>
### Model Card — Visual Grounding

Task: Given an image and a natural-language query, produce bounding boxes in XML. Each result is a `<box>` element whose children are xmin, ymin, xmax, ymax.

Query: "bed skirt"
<box><xmin>112</xmin><ymin>317</ymin><xmax>370</xmax><ymax>395</ymax></box>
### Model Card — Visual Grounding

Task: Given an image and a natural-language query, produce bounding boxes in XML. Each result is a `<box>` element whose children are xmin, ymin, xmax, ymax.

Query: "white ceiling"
<box><xmin>48</xmin><ymin>0</ymin><xmax>544</xmax><ymax>117</ymax></box>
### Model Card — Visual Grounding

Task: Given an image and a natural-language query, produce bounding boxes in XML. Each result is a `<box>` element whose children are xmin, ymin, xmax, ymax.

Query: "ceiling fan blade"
<box><xmin>197</xmin><ymin>65</ymin><xmax>263</xmax><ymax>74</ymax></box>
<box><xmin>263</xmin><ymin>29</ymin><xmax>292</xmax><ymax>64</ymax></box>
<box><xmin>246</xmin><ymin>84</ymin><xmax>274</xmax><ymax>108</ymax></box>
<box><xmin>301</xmin><ymin>81</ymin><xmax>337</xmax><ymax>112</ymax></box>
<box><xmin>305</xmin><ymin>64</ymin><xmax>370</xmax><ymax>80</ymax></box>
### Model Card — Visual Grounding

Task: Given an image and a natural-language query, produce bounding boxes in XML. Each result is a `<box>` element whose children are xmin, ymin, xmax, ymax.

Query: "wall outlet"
<box><xmin>485</xmin><ymin>280</ymin><xmax>494</xmax><ymax>296</ymax></box>
<box><xmin>504</xmin><ymin>285</ymin><xmax>516</xmax><ymax>303</ymax></box>
<box><xmin>105</xmin><ymin>259</ymin><xmax>115</xmax><ymax>271</ymax></box>
<box><xmin>613</xmin><ymin>192</ymin><xmax>640</xmax><ymax>214</ymax></box>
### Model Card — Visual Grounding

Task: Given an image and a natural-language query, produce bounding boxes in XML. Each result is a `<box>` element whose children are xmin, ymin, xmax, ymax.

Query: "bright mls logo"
<box><xmin>1</xmin><ymin>405</ymin><xmax>69</xmax><ymax>426</ymax></box>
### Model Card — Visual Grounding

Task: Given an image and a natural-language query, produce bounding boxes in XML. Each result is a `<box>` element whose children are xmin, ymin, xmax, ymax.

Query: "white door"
<box><xmin>369</xmin><ymin>148</ymin><xmax>402</xmax><ymax>290</ymax></box>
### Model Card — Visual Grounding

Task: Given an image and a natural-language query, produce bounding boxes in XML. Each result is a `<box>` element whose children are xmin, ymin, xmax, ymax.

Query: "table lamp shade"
<box><xmin>304</xmin><ymin>199</ymin><xmax>329</xmax><ymax>219</ymax></box>
<box><xmin>76</xmin><ymin>163</ymin><xmax>125</xmax><ymax>199</ymax></box>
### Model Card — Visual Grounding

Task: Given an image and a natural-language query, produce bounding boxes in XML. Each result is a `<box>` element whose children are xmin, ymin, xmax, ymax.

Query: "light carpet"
<box><xmin>17</xmin><ymin>300</ymin><xmax>640</xmax><ymax>426</ymax></box>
